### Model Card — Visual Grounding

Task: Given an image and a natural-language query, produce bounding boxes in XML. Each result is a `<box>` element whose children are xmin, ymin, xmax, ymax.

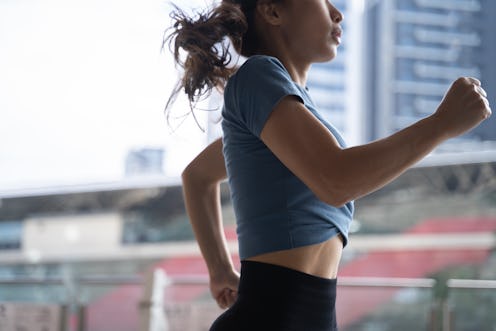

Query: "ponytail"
<box><xmin>163</xmin><ymin>1</ymin><xmax>249</xmax><ymax>128</ymax></box>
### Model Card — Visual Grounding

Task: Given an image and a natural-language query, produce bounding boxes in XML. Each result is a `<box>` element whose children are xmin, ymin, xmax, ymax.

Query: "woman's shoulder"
<box><xmin>226</xmin><ymin>55</ymin><xmax>292</xmax><ymax>96</ymax></box>
<box><xmin>243</xmin><ymin>54</ymin><xmax>284</xmax><ymax>66</ymax></box>
<box><xmin>235</xmin><ymin>55</ymin><xmax>287</xmax><ymax>78</ymax></box>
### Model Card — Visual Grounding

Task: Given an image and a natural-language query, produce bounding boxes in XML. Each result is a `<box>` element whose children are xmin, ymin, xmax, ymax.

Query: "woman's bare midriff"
<box><xmin>245</xmin><ymin>234</ymin><xmax>344</xmax><ymax>279</ymax></box>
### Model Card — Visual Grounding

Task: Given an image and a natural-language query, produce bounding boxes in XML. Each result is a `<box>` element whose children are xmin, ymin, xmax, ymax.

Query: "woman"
<box><xmin>166</xmin><ymin>1</ymin><xmax>491</xmax><ymax>330</ymax></box>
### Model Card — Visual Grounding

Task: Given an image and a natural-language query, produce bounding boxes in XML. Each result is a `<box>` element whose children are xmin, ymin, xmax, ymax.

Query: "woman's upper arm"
<box><xmin>260</xmin><ymin>96</ymin><xmax>348</xmax><ymax>206</ymax></box>
<box><xmin>182</xmin><ymin>138</ymin><xmax>227</xmax><ymax>185</ymax></box>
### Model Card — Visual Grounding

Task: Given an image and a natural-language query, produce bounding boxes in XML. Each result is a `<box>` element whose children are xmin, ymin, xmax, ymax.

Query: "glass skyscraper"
<box><xmin>364</xmin><ymin>0</ymin><xmax>496</xmax><ymax>152</ymax></box>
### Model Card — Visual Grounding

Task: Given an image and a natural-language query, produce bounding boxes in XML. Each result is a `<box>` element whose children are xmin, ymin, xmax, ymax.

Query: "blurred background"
<box><xmin>1</xmin><ymin>0</ymin><xmax>496</xmax><ymax>330</ymax></box>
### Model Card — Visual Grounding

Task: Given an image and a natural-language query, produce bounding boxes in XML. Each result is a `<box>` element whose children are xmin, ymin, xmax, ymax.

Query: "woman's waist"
<box><xmin>244</xmin><ymin>234</ymin><xmax>343</xmax><ymax>279</ymax></box>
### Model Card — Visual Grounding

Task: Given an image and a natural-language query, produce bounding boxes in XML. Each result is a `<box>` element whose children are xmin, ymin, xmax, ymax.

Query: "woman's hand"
<box><xmin>210</xmin><ymin>268</ymin><xmax>240</xmax><ymax>309</ymax></box>
<box><xmin>433</xmin><ymin>77</ymin><xmax>492</xmax><ymax>139</ymax></box>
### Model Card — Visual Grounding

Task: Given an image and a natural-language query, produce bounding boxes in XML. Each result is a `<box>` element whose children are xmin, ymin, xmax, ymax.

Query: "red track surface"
<box><xmin>86</xmin><ymin>218</ymin><xmax>496</xmax><ymax>330</ymax></box>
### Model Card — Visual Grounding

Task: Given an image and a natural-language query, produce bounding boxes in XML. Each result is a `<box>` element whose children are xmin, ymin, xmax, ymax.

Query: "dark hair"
<box><xmin>163</xmin><ymin>0</ymin><xmax>267</xmax><ymax>128</ymax></box>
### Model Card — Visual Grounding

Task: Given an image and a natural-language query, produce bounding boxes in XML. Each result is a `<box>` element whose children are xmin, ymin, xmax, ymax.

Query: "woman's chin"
<box><xmin>316</xmin><ymin>49</ymin><xmax>338</xmax><ymax>63</ymax></box>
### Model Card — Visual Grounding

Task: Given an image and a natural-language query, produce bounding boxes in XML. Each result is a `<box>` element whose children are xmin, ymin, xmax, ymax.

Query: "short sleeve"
<box><xmin>230</xmin><ymin>56</ymin><xmax>304</xmax><ymax>137</ymax></box>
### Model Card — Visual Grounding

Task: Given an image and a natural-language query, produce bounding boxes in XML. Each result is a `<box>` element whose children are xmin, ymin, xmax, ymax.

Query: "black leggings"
<box><xmin>210</xmin><ymin>260</ymin><xmax>338</xmax><ymax>331</ymax></box>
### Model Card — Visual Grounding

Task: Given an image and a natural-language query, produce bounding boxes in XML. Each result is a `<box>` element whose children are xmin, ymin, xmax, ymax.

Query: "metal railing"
<box><xmin>0</xmin><ymin>272</ymin><xmax>495</xmax><ymax>331</ymax></box>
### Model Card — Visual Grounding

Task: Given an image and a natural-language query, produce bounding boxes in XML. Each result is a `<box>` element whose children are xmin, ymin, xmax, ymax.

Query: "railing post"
<box><xmin>77</xmin><ymin>304</ymin><xmax>86</xmax><ymax>331</ymax></box>
<box><xmin>139</xmin><ymin>268</ymin><xmax>170</xmax><ymax>331</ymax></box>
<box><xmin>442</xmin><ymin>300</ymin><xmax>453</xmax><ymax>331</ymax></box>
<box><xmin>428</xmin><ymin>301</ymin><xmax>440</xmax><ymax>331</ymax></box>
<box><xmin>60</xmin><ymin>304</ymin><xmax>68</xmax><ymax>331</ymax></box>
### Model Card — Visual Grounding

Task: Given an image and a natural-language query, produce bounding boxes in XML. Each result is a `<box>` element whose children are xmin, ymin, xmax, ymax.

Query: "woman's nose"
<box><xmin>330</xmin><ymin>5</ymin><xmax>343</xmax><ymax>23</ymax></box>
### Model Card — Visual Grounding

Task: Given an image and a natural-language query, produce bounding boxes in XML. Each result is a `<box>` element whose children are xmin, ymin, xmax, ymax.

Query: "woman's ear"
<box><xmin>256</xmin><ymin>1</ymin><xmax>284</xmax><ymax>26</ymax></box>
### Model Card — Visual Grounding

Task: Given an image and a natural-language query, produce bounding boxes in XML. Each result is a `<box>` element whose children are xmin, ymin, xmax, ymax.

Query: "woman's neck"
<box><xmin>258</xmin><ymin>47</ymin><xmax>311</xmax><ymax>88</ymax></box>
<box><xmin>253</xmin><ymin>16</ymin><xmax>311</xmax><ymax>88</ymax></box>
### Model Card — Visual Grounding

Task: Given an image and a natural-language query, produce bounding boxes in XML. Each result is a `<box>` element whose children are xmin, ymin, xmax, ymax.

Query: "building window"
<box><xmin>0</xmin><ymin>221</ymin><xmax>22</xmax><ymax>250</ymax></box>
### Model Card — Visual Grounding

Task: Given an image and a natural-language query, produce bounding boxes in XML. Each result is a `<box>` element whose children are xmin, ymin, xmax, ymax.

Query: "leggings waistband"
<box><xmin>238</xmin><ymin>260</ymin><xmax>337</xmax><ymax>302</ymax></box>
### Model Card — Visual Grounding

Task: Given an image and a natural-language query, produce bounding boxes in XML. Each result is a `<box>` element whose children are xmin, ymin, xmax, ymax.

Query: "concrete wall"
<box><xmin>22</xmin><ymin>213</ymin><xmax>122</xmax><ymax>262</ymax></box>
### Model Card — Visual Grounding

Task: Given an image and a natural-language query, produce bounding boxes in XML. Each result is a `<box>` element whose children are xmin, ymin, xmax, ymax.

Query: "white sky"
<box><xmin>0</xmin><ymin>0</ymin><xmax>218</xmax><ymax>191</ymax></box>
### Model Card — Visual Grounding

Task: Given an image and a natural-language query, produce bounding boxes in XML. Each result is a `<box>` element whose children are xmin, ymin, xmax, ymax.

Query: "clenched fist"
<box><xmin>433</xmin><ymin>77</ymin><xmax>492</xmax><ymax>139</ymax></box>
<box><xmin>210</xmin><ymin>268</ymin><xmax>240</xmax><ymax>309</ymax></box>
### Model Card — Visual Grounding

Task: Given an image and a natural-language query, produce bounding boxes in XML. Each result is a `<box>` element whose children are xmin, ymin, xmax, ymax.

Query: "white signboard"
<box><xmin>0</xmin><ymin>302</ymin><xmax>63</xmax><ymax>331</ymax></box>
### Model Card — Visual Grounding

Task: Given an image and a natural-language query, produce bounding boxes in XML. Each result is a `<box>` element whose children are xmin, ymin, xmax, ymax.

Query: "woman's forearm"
<box><xmin>329</xmin><ymin>115</ymin><xmax>447</xmax><ymax>204</ymax></box>
<box><xmin>181</xmin><ymin>138</ymin><xmax>233</xmax><ymax>277</ymax></box>
<box><xmin>329</xmin><ymin>77</ymin><xmax>491</xmax><ymax>205</ymax></box>
<box><xmin>182</xmin><ymin>177</ymin><xmax>233</xmax><ymax>276</ymax></box>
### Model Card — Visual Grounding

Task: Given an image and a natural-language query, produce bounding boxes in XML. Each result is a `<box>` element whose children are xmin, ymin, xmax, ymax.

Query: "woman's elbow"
<box><xmin>181</xmin><ymin>162</ymin><xmax>200</xmax><ymax>186</ymax></box>
<box><xmin>181</xmin><ymin>160</ymin><xmax>217</xmax><ymax>188</ymax></box>
<box><xmin>320</xmin><ymin>194</ymin><xmax>351</xmax><ymax>208</ymax></box>
<box><xmin>314</xmin><ymin>181</ymin><xmax>354</xmax><ymax>208</ymax></box>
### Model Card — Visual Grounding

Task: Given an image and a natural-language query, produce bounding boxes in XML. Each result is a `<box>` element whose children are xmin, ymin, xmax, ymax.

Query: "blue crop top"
<box><xmin>222</xmin><ymin>55</ymin><xmax>354</xmax><ymax>260</ymax></box>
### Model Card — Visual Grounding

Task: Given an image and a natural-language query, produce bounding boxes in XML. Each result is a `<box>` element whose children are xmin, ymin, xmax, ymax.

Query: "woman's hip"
<box><xmin>210</xmin><ymin>260</ymin><xmax>338</xmax><ymax>331</ymax></box>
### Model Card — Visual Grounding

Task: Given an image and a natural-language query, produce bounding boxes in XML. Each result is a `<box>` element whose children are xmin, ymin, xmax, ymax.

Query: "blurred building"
<box><xmin>125</xmin><ymin>148</ymin><xmax>165</xmax><ymax>176</ymax></box>
<box><xmin>364</xmin><ymin>0</ymin><xmax>496</xmax><ymax>150</ymax></box>
<box><xmin>0</xmin><ymin>179</ymin><xmax>202</xmax><ymax>264</ymax></box>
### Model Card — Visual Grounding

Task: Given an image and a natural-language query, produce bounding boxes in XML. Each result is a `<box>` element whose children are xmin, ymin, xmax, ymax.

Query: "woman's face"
<box><xmin>278</xmin><ymin>0</ymin><xmax>343</xmax><ymax>63</ymax></box>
